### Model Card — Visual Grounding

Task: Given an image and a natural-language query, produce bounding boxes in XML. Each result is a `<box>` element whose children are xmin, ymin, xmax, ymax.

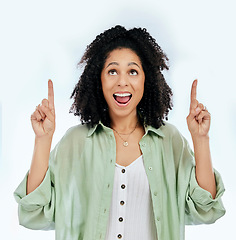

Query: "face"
<box><xmin>101</xmin><ymin>48</ymin><xmax>145</xmax><ymax>120</ymax></box>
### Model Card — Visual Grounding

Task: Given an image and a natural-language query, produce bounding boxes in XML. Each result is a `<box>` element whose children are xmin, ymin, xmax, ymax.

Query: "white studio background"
<box><xmin>0</xmin><ymin>0</ymin><xmax>235</xmax><ymax>239</ymax></box>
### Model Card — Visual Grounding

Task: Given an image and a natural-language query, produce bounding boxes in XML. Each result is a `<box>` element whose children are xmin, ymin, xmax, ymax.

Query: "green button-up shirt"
<box><xmin>14</xmin><ymin>121</ymin><xmax>226</xmax><ymax>240</ymax></box>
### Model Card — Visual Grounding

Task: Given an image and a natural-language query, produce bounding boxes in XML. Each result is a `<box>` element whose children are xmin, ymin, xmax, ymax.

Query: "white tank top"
<box><xmin>105</xmin><ymin>155</ymin><xmax>158</xmax><ymax>240</ymax></box>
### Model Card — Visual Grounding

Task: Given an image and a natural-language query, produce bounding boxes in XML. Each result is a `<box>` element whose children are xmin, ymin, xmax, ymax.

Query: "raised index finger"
<box><xmin>190</xmin><ymin>79</ymin><xmax>198</xmax><ymax>103</ymax></box>
<box><xmin>48</xmin><ymin>79</ymin><xmax>54</xmax><ymax>110</ymax></box>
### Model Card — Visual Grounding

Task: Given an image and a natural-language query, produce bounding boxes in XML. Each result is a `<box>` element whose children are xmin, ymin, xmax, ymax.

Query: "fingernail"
<box><xmin>195</xmin><ymin>107</ymin><xmax>200</xmax><ymax>112</ymax></box>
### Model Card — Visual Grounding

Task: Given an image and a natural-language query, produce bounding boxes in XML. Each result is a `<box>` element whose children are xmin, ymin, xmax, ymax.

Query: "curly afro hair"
<box><xmin>70</xmin><ymin>25</ymin><xmax>173</xmax><ymax>129</ymax></box>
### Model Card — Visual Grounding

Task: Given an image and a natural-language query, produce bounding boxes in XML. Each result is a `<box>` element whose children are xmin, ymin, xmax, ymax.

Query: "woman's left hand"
<box><xmin>186</xmin><ymin>79</ymin><xmax>211</xmax><ymax>138</ymax></box>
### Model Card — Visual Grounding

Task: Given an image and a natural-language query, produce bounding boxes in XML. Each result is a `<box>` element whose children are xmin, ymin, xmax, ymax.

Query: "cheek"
<box><xmin>101</xmin><ymin>79</ymin><xmax>112</xmax><ymax>101</ymax></box>
<box><xmin>101</xmin><ymin>75</ymin><xmax>108</xmax><ymax>91</ymax></box>
<box><xmin>137</xmin><ymin>79</ymin><xmax>145</xmax><ymax>100</ymax></box>
<box><xmin>102</xmin><ymin>81</ymin><xmax>111</xmax><ymax>93</ymax></box>
<box><xmin>136</xmin><ymin>78</ymin><xmax>145</xmax><ymax>92</ymax></box>
<box><xmin>141</xmin><ymin>77</ymin><xmax>145</xmax><ymax>92</ymax></box>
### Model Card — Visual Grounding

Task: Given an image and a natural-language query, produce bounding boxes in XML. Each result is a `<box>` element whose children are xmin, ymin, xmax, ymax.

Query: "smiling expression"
<box><xmin>101</xmin><ymin>48</ymin><xmax>145</xmax><ymax>119</ymax></box>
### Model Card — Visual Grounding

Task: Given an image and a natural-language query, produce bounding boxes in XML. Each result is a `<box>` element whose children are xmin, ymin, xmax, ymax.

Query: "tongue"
<box><xmin>116</xmin><ymin>96</ymin><xmax>130</xmax><ymax>103</ymax></box>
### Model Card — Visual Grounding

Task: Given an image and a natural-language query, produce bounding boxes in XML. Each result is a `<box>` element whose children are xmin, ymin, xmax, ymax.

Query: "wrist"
<box><xmin>35</xmin><ymin>135</ymin><xmax>53</xmax><ymax>144</ymax></box>
<box><xmin>191</xmin><ymin>134</ymin><xmax>209</xmax><ymax>144</ymax></box>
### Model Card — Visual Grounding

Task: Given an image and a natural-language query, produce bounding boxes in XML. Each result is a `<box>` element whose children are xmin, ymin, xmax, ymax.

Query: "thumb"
<box><xmin>39</xmin><ymin>105</ymin><xmax>55</xmax><ymax>122</ymax></box>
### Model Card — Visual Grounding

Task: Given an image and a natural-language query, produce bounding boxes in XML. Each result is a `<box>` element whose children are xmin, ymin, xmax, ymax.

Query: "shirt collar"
<box><xmin>87</xmin><ymin>120</ymin><xmax>165</xmax><ymax>138</ymax></box>
<box><xmin>144</xmin><ymin>124</ymin><xmax>165</xmax><ymax>137</ymax></box>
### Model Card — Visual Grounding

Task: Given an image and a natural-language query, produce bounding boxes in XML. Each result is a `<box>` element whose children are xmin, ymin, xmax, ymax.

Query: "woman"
<box><xmin>14</xmin><ymin>25</ymin><xmax>225</xmax><ymax>240</ymax></box>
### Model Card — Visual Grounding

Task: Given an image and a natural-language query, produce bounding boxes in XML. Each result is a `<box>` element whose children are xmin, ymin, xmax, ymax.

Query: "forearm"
<box><xmin>192</xmin><ymin>135</ymin><xmax>216</xmax><ymax>199</ymax></box>
<box><xmin>27</xmin><ymin>136</ymin><xmax>53</xmax><ymax>195</ymax></box>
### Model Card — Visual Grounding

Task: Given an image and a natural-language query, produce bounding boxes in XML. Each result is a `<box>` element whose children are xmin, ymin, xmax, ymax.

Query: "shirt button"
<box><xmin>141</xmin><ymin>143</ymin><xmax>146</xmax><ymax>147</ymax></box>
<box><xmin>156</xmin><ymin>217</ymin><xmax>160</xmax><ymax>222</ymax></box>
<box><xmin>154</xmin><ymin>191</ymin><xmax>158</xmax><ymax>196</ymax></box>
<box><xmin>149</xmin><ymin>166</ymin><xmax>153</xmax><ymax>171</ymax></box>
<box><xmin>119</xmin><ymin>217</ymin><xmax>123</xmax><ymax>222</ymax></box>
<box><xmin>120</xmin><ymin>200</ymin><xmax>125</xmax><ymax>205</ymax></box>
<box><xmin>122</xmin><ymin>169</ymin><xmax>125</xmax><ymax>173</ymax></box>
<box><xmin>117</xmin><ymin>234</ymin><xmax>122</xmax><ymax>239</ymax></box>
<box><xmin>121</xmin><ymin>184</ymin><xmax>126</xmax><ymax>189</ymax></box>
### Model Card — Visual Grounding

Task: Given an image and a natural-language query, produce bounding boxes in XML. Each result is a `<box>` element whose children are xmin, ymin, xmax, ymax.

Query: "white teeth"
<box><xmin>114</xmin><ymin>93</ymin><xmax>131</xmax><ymax>97</ymax></box>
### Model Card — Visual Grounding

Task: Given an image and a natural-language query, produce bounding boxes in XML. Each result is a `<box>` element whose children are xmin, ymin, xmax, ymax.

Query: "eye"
<box><xmin>130</xmin><ymin>69</ymin><xmax>138</xmax><ymax>75</ymax></box>
<box><xmin>108</xmin><ymin>69</ymin><xmax>117</xmax><ymax>75</ymax></box>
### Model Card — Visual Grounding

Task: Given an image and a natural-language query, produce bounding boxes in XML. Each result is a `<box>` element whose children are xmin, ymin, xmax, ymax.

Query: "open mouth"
<box><xmin>113</xmin><ymin>94</ymin><xmax>132</xmax><ymax>104</ymax></box>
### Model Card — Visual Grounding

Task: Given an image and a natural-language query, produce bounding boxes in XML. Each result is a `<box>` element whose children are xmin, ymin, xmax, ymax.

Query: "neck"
<box><xmin>110</xmin><ymin>112</ymin><xmax>140</xmax><ymax>133</ymax></box>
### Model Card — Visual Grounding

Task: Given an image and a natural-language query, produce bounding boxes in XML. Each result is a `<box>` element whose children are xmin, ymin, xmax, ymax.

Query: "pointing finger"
<box><xmin>190</xmin><ymin>79</ymin><xmax>198</xmax><ymax>111</ymax></box>
<box><xmin>191</xmin><ymin>79</ymin><xmax>197</xmax><ymax>103</ymax></box>
<box><xmin>48</xmin><ymin>79</ymin><xmax>55</xmax><ymax>110</ymax></box>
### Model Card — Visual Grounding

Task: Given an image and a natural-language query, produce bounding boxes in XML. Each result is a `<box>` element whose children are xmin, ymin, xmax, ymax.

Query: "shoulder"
<box><xmin>49</xmin><ymin>123</ymin><xmax>90</xmax><ymax>168</ymax></box>
<box><xmin>63</xmin><ymin>123</ymin><xmax>89</xmax><ymax>140</ymax></box>
<box><xmin>55</xmin><ymin>123</ymin><xmax>89</xmax><ymax>151</ymax></box>
<box><xmin>159</xmin><ymin>121</ymin><xmax>182</xmax><ymax>139</ymax></box>
<box><xmin>159</xmin><ymin>121</ymin><xmax>188</xmax><ymax>148</ymax></box>
<box><xmin>159</xmin><ymin>122</ymin><xmax>193</xmax><ymax>162</ymax></box>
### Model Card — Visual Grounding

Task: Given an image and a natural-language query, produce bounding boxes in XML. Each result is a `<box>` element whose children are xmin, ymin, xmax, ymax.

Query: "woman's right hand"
<box><xmin>31</xmin><ymin>79</ymin><xmax>56</xmax><ymax>138</ymax></box>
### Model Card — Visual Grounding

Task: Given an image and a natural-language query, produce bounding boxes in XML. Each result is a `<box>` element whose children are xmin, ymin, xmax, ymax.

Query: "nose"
<box><xmin>117</xmin><ymin>74</ymin><xmax>129</xmax><ymax>86</ymax></box>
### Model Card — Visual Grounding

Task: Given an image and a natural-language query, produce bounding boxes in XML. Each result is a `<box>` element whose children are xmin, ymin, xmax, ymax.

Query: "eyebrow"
<box><xmin>105</xmin><ymin>62</ymin><xmax>141</xmax><ymax>69</ymax></box>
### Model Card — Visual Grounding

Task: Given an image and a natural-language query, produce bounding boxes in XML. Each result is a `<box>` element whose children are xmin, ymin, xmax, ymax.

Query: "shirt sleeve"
<box><xmin>168</xmin><ymin>123</ymin><xmax>226</xmax><ymax>226</ymax></box>
<box><xmin>185</xmin><ymin>166</ymin><xmax>226</xmax><ymax>225</ymax></box>
<box><xmin>13</xmin><ymin>159</ymin><xmax>56</xmax><ymax>230</ymax></box>
<box><xmin>176</xmin><ymin>135</ymin><xmax>227</xmax><ymax>225</ymax></box>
